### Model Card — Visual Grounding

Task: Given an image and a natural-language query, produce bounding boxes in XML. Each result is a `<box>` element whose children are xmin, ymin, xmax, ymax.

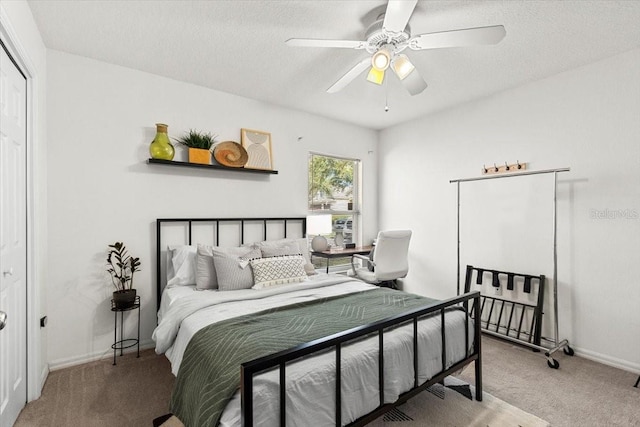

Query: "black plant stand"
<box><xmin>111</xmin><ymin>296</ymin><xmax>140</xmax><ymax>365</ymax></box>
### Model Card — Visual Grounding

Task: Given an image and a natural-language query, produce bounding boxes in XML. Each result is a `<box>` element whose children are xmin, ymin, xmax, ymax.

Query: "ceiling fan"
<box><xmin>286</xmin><ymin>0</ymin><xmax>506</xmax><ymax>96</ymax></box>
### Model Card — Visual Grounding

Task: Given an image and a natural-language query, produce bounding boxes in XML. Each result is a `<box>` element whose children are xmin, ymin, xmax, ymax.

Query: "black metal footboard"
<box><xmin>240</xmin><ymin>291</ymin><xmax>482</xmax><ymax>427</ymax></box>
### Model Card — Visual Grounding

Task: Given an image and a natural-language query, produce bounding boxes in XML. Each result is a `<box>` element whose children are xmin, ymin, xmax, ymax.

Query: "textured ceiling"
<box><xmin>27</xmin><ymin>0</ymin><xmax>640</xmax><ymax>130</ymax></box>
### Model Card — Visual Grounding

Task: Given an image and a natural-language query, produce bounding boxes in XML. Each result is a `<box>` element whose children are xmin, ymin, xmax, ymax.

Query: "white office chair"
<box><xmin>351</xmin><ymin>230</ymin><xmax>412</xmax><ymax>289</ymax></box>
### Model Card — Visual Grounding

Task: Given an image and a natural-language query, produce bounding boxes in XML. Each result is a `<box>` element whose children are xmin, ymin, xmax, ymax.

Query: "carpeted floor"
<box><xmin>15</xmin><ymin>336</ymin><xmax>640</xmax><ymax>426</ymax></box>
<box><xmin>458</xmin><ymin>336</ymin><xmax>640</xmax><ymax>427</ymax></box>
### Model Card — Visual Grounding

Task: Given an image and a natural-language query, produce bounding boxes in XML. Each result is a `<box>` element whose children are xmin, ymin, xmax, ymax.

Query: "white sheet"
<box><xmin>153</xmin><ymin>275</ymin><xmax>473</xmax><ymax>427</ymax></box>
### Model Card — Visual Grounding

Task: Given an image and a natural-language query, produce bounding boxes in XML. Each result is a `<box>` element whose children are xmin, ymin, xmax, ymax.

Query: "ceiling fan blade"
<box><xmin>399</xmin><ymin>66</ymin><xmax>427</xmax><ymax>96</ymax></box>
<box><xmin>409</xmin><ymin>25</ymin><xmax>506</xmax><ymax>50</ymax></box>
<box><xmin>327</xmin><ymin>58</ymin><xmax>372</xmax><ymax>93</ymax></box>
<box><xmin>382</xmin><ymin>0</ymin><xmax>418</xmax><ymax>33</ymax></box>
<box><xmin>286</xmin><ymin>38</ymin><xmax>366</xmax><ymax>49</ymax></box>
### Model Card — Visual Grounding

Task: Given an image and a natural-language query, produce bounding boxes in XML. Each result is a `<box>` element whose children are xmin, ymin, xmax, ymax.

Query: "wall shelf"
<box><xmin>147</xmin><ymin>158</ymin><xmax>278</xmax><ymax>175</ymax></box>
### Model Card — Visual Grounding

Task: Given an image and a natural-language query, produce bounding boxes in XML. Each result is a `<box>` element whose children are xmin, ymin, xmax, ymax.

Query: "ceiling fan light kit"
<box><xmin>391</xmin><ymin>54</ymin><xmax>415</xmax><ymax>80</ymax></box>
<box><xmin>286</xmin><ymin>0</ymin><xmax>506</xmax><ymax>96</ymax></box>
<box><xmin>366</xmin><ymin>67</ymin><xmax>385</xmax><ymax>85</ymax></box>
<box><xmin>371</xmin><ymin>47</ymin><xmax>391</xmax><ymax>71</ymax></box>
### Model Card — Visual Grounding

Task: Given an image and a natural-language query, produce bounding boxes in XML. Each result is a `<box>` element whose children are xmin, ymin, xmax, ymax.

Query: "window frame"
<box><xmin>308</xmin><ymin>152</ymin><xmax>362</xmax><ymax>272</ymax></box>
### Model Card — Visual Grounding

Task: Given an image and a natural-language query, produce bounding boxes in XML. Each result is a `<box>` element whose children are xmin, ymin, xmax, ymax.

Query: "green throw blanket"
<box><xmin>171</xmin><ymin>287</ymin><xmax>438</xmax><ymax>427</ymax></box>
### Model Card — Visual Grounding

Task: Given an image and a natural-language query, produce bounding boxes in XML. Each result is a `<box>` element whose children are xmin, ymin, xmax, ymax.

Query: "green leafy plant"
<box><xmin>106</xmin><ymin>242</ymin><xmax>141</xmax><ymax>291</ymax></box>
<box><xmin>174</xmin><ymin>129</ymin><xmax>218</xmax><ymax>150</ymax></box>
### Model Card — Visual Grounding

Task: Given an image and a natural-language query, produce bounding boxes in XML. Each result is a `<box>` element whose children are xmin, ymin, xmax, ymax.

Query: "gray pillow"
<box><xmin>214</xmin><ymin>246</ymin><xmax>262</xmax><ymax>291</ymax></box>
<box><xmin>195</xmin><ymin>244</ymin><xmax>217</xmax><ymax>290</ymax></box>
<box><xmin>260</xmin><ymin>242</ymin><xmax>301</xmax><ymax>258</ymax></box>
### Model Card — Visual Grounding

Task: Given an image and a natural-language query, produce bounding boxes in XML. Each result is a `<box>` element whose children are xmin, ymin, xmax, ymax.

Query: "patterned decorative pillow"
<box><xmin>213</xmin><ymin>246</ymin><xmax>262</xmax><ymax>291</ymax></box>
<box><xmin>250</xmin><ymin>255</ymin><xmax>308</xmax><ymax>289</ymax></box>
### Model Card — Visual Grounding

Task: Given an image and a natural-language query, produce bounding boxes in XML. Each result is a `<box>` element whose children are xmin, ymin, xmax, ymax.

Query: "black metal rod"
<box><xmin>486</xmin><ymin>298</ymin><xmax>496</xmax><ymax>329</ymax></box>
<box><xmin>527</xmin><ymin>308</ymin><xmax>536</xmax><ymax>343</ymax></box>
<box><xmin>474</xmin><ymin>296</ymin><xmax>483</xmax><ymax>401</ymax></box>
<box><xmin>464</xmin><ymin>300</ymin><xmax>469</xmax><ymax>358</ymax></box>
<box><xmin>119</xmin><ymin>311</ymin><xmax>124</xmax><ymax>356</ymax></box>
<box><xmin>137</xmin><ymin>301</ymin><xmax>140</xmax><ymax>358</ymax></box>
<box><xmin>479</xmin><ymin>297</ymin><xmax>487</xmax><ymax>320</ymax></box>
<box><xmin>279</xmin><ymin>362</ymin><xmax>286</xmax><ymax>427</ymax></box>
<box><xmin>495</xmin><ymin>300</ymin><xmax>505</xmax><ymax>333</ymax></box>
<box><xmin>241</xmin><ymin>367</ymin><xmax>254</xmax><ymax>427</ymax></box>
<box><xmin>378</xmin><ymin>330</ymin><xmax>384</xmax><ymax>407</ymax></box>
<box><xmin>336</xmin><ymin>344</ymin><xmax>342</xmax><ymax>427</ymax></box>
<box><xmin>506</xmin><ymin>302</ymin><xmax>516</xmax><ymax>337</ymax></box>
<box><xmin>533</xmin><ymin>275</ymin><xmax>546</xmax><ymax>346</ymax></box>
<box><xmin>156</xmin><ymin>219</ymin><xmax>162</xmax><ymax>310</ymax></box>
<box><xmin>112</xmin><ymin>308</ymin><xmax>117</xmax><ymax>365</ymax></box>
<box><xmin>440</xmin><ymin>309</ymin><xmax>446</xmax><ymax>372</ymax></box>
<box><xmin>413</xmin><ymin>317</ymin><xmax>418</xmax><ymax>388</ymax></box>
<box><xmin>517</xmin><ymin>305</ymin><xmax>526</xmax><ymax>340</ymax></box>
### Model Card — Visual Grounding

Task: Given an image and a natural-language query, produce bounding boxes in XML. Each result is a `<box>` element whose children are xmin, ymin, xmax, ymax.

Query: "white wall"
<box><xmin>0</xmin><ymin>0</ymin><xmax>48</xmax><ymax>397</ymax></box>
<box><xmin>45</xmin><ymin>50</ymin><xmax>378</xmax><ymax>368</ymax></box>
<box><xmin>379</xmin><ymin>48</ymin><xmax>640</xmax><ymax>372</ymax></box>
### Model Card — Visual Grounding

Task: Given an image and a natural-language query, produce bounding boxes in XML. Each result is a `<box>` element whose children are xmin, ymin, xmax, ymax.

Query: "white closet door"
<box><xmin>0</xmin><ymin>44</ymin><xmax>28</xmax><ymax>427</ymax></box>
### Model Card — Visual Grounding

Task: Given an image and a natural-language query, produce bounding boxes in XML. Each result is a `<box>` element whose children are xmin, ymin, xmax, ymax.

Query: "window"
<box><xmin>308</xmin><ymin>153</ymin><xmax>361</xmax><ymax>270</ymax></box>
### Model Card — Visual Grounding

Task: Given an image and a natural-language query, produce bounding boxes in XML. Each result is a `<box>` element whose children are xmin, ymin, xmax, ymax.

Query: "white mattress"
<box><xmin>153</xmin><ymin>275</ymin><xmax>472</xmax><ymax>427</ymax></box>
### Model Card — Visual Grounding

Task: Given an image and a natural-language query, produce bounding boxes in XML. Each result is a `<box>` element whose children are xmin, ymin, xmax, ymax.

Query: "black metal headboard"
<box><xmin>155</xmin><ymin>217</ymin><xmax>307</xmax><ymax>310</ymax></box>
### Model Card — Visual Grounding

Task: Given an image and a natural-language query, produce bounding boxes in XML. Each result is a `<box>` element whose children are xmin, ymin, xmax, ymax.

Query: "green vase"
<box><xmin>149</xmin><ymin>123</ymin><xmax>175</xmax><ymax>160</ymax></box>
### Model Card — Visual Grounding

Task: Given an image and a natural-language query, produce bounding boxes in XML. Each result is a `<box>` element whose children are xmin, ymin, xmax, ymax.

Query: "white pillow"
<box><xmin>166</xmin><ymin>245</ymin><xmax>197</xmax><ymax>287</ymax></box>
<box><xmin>255</xmin><ymin>238</ymin><xmax>316</xmax><ymax>275</ymax></box>
<box><xmin>250</xmin><ymin>255</ymin><xmax>308</xmax><ymax>289</ymax></box>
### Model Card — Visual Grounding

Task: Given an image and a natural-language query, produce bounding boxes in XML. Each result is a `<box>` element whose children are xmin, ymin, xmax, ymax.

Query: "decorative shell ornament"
<box><xmin>213</xmin><ymin>141</ymin><xmax>249</xmax><ymax>168</ymax></box>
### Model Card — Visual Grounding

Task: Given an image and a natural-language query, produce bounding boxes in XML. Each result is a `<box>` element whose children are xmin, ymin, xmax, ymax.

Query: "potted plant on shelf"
<box><xmin>174</xmin><ymin>129</ymin><xmax>217</xmax><ymax>165</ymax></box>
<box><xmin>107</xmin><ymin>242</ymin><xmax>141</xmax><ymax>309</ymax></box>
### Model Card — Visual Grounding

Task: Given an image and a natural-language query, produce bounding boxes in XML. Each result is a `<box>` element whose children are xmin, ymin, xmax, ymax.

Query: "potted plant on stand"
<box><xmin>175</xmin><ymin>129</ymin><xmax>217</xmax><ymax>165</ymax></box>
<box><xmin>107</xmin><ymin>242</ymin><xmax>141</xmax><ymax>309</ymax></box>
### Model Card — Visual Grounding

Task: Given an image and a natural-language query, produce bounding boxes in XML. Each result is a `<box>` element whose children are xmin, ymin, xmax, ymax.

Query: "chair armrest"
<box><xmin>352</xmin><ymin>253</ymin><xmax>370</xmax><ymax>262</ymax></box>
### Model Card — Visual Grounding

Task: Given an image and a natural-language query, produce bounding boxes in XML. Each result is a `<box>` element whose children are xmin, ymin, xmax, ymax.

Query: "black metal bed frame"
<box><xmin>156</xmin><ymin>217</ymin><xmax>482</xmax><ymax>426</ymax></box>
<box><xmin>155</xmin><ymin>217</ymin><xmax>307</xmax><ymax>309</ymax></box>
<box><xmin>241</xmin><ymin>292</ymin><xmax>482</xmax><ymax>427</ymax></box>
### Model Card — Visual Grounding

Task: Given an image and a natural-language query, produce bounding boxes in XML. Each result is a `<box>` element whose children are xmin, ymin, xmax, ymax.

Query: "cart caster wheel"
<box><xmin>563</xmin><ymin>346</ymin><xmax>574</xmax><ymax>356</ymax></box>
<box><xmin>547</xmin><ymin>359</ymin><xmax>560</xmax><ymax>369</ymax></box>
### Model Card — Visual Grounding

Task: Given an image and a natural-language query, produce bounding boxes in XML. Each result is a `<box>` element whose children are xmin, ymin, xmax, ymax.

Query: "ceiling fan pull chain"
<box><xmin>384</xmin><ymin>76</ymin><xmax>390</xmax><ymax>112</ymax></box>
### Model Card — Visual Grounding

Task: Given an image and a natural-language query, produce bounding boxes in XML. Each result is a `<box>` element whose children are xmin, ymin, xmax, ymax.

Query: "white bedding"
<box><xmin>153</xmin><ymin>275</ymin><xmax>472</xmax><ymax>427</ymax></box>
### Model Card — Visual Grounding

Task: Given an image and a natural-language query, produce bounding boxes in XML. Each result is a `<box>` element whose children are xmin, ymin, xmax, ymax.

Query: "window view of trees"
<box><xmin>308</xmin><ymin>155</ymin><xmax>355</xmax><ymax>211</ymax></box>
<box><xmin>308</xmin><ymin>154</ymin><xmax>360</xmax><ymax>270</ymax></box>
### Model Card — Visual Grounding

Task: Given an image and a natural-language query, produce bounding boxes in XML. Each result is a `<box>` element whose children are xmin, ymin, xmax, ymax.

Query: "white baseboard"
<box><xmin>574</xmin><ymin>346</ymin><xmax>640</xmax><ymax>375</ymax></box>
<box><xmin>48</xmin><ymin>339</ymin><xmax>155</xmax><ymax>371</ymax></box>
<box><xmin>39</xmin><ymin>364</ymin><xmax>49</xmax><ymax>389</ymax></box>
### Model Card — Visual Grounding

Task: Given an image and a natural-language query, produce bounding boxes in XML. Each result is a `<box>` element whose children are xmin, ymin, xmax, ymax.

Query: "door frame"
<box><xmin>0</xmin><ymin>6</ymin><xmax>45</xmax><ymax>401</ymax></box>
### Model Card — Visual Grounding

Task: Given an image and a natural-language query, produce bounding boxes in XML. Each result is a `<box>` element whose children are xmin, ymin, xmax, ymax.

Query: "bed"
<box><xmin>152</xmin><ymin>217</ymin><xmax>482</xmax><ymax>427</ymax></box>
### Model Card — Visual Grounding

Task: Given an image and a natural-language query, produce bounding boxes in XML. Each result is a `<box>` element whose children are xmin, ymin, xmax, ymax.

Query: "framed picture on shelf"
<box><xmin>241</xmin><ymin>128</ymin><xmax>273</xmax><ymax>170</ymax></box>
